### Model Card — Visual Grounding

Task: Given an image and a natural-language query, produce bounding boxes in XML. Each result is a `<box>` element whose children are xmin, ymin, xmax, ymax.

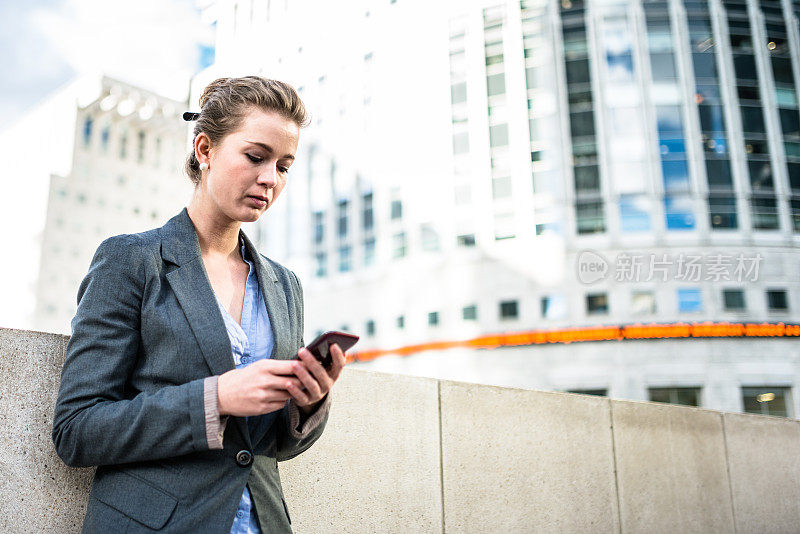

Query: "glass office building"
<box><xmin>199</xmin><ymin>0</ymin><xmax>800</xmax><ymax>417</ymax></box>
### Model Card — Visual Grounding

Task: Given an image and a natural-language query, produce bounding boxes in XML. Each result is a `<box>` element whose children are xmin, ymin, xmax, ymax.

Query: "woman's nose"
<box><xmin>257</xmin><ymin>165</ymin><xmax>277</xmax><ymax>188</ymax></box>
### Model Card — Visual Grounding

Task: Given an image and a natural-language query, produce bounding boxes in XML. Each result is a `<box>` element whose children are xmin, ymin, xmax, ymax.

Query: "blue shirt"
<box><xmin>214</xmin><ymin>235</ymin><xmax>276</xmax><ymax>534</ymax></box>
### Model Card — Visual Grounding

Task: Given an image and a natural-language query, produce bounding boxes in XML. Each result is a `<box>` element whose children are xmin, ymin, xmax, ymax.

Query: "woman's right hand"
<box><xmin>217</xmin><ymin>359</ymin><xmax>305</xmax><ymax>417</ymax></box>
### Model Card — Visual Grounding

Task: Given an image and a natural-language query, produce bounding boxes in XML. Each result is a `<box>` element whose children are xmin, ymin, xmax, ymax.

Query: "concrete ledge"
<box><xmin>0</xmin><ymin>329</ymin><xmax>93</xmax><ymax>533</ymax></box>
<box><xmin>724</xmin><ymin>412</ymin><xmax>800</xmax><ymax>533</ymax></box>
<box><xmin>440</xmin><ymin>382</ymin><xmax>618</xmax><ymax>533</ymax></box>
<box><xmin>280</xmin><ymin>369</ymin><xmax>442</xmax><ymax>533</ymax></box>
<box><xmin>2</xmin><ymin>327</ymin><xmax>800</xmax><ymax>532</ymax></box>
<box><xmin>612</xmin><ymin>400</ymin><xmax>734</xmax><ymax>533</ymax></box>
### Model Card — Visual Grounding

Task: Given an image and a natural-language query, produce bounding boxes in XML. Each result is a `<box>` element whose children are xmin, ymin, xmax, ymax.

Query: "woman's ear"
<box><xmin>195</xmin><ymin>132</ymin><xmax>212</xmax><ymax>167</ymax></box>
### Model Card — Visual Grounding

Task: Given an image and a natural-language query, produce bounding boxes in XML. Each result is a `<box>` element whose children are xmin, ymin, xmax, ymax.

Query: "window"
<box><xmin>569</xmin><ymin>110</ymin><xmax>595</xmax><ymax>137</ymax></box>
<box><xmin>154</xmin><ymin>136</ymin><xmax>161</xmax><ymax>166</ymax></box>
<box><xmin>337</xmin><ymin>200</ymin><xmax>349</xmax><ymax>238</ymax></box>
<box><xmin>366</xmin><ymin>319</ymin><xmax>375</xmax><ymax>336</ymax></box>
<box><xmin>650</xmin><ymin>52</ymin><xmax>677</xmax><ymax>80</ymax></box>
<box><xmin>619</xmin><ymin>195</ymin><xmax>652</xmax><ymax>232</ymax></box>
<box><xmin>487</xmin><ymin>73</ymin><xmax>506</xmax><ymax>96</ymax></box>
<box><xmin>364</xmin><ymin>237</ymin><xmax>375</xmax><ymax>266</ymax></box>
<box><xmin>705</xmin><ymin>158</ymin><xmax>733</xmax><ymax>189</ymax></box>
<box><xmin>83</xmin><ymin>116</ymin><xmax>93</xmax><ymax>147</ymax></box>
<box><xmin>489</xmin><ymin>124</ymin><xmax>509</xmax><ymax>147</ymax></box>
<box><xmin>576</xmin><ymin>201</ymin><xmax>605</xmax><ymax>234</ymax></box>
<box><xmin>392</xmin><ymin>232</ymin><xmax>406</xmax><ymax>258</ymax></box>
<box><xmin>362</xmin><ymin>192</ymin><xmax>374</xmax><ymax>231</ymax></box>
<box><xmin>649</xmin><ymin>387</ymin><xmax>701</xmax><ymax>406</ymax></box>
<box><xmin>541</xmin><ymin>295</ymin><xmax>566</xmax><ymax>319</ymax></box>
<box><xmin>664</xmin><ymin>195</ymin><xmax>695</xmax><ymax>230</ymax></box>
<box><xmin>119</xmin><ymin>128</ymin><xmax>128</xmax><ymax>159</ymax></box>
<box><xmin>499</xmin><ymin>300</ymin><xmax>518</xmax><ymax>319</ymax></box>
<box><xmin>767</xmin><ymin>289</ymin><xmax>789</xmax><ymax>311</ymax></box>
<box><xmin>101</xmin><ymin>125</ymin><xmax>110</xmax><ymax>152</ymax></box>
<box><xmin>315</xmin><ymin>252</ymin><xmax>327</xmax><ymax>277</ymax></box>
<box><xmin>457</xmin><ymin>234</ymin><xmax>476</xmax><ymax>247</ymax></box>
<box><xmin>462</xmin><ymin>305</ymin><xmax>478</xmax><ymax>320</ymax></box>
<box><xmin>655</xmin><ymin>105</ymin><xmax>684</xmax><ymax>137</ymax></box>
<box><xmin>677</xmin><ymin>288</ymin><xmax>702</xmax><ymax>312</ymax></box>
<box><xmin>748</xmin><ymin>160</ymin><xmax>774</xmax><ymax>191</ymax></box>
<box><xmin>313</xmin><ymin>211</ymin><xmax>325</xmax><ymax>245</ymax></box>
<box><xmin>751</xmin><ymin>196</ymin><xmax>780</xmax><ymax>230</ymax></box>
<box><xmin>742</xmin><ymin>387</ymin><xmax>790</xmax><ymax>417</ymax></box>
<box><xmin>709</xmin><ymin>195</ymin><xmax>737</xmax><ymax>229</ymax></box>
<box><xmin>723</xmin><ymin>289</ymin><xmax>746</xmax><ymax>311</ymax></box>
<box><xmin>567</xmin><ymin>389</ymin><xmax>607</xmax><ymax>396</ymax></box>
<box><xmin>565</xmin><ymin>59</ymin><xmax>591</xmax><ymax>84</ymax></box>
<box><xmin>574</xmin><ymin>165</ymin><xmax>600</xmax><ymax>192</ymax></box>
<box><xmin>586</xmin><ymin>293</ymin><xmax>608</xmax><ymax>315</ymax></box>
<box><xmin>453</xmin><ymin>132</ymin><xmax>469</xmax><ymax>154</ymax></box>
<box><xmin>390</xmin><ymin>191</ymin><xmax>403</xmax><ymax>220</ymax></box>
<box><xmin>428</xmin><ymin>311</ymin><xmax>439</xmax><ymax>326</ymax></box>
<box><xmin>661</xmin><ymin>159</ymin><xmax>690</xmax><ymax>191</ymax></box>
<box><xmin>792</xmin><ymin>197</ymin><xmax>800</xmax><ymax>232</ymax></box>
<box><xmin>396</xmin><ymin>315</ymin><xmax>405</xmax><ymax>329</ymax></box>
<box><xmin>417</xmin><ymin>223</ymin><xmax>438</xmax><ymax>252</ymax></box>
<box><xmin>451</xmin><ymin>82</ymin><xmax>467</xmax><ymax>104</ymax></box>
<box><xmin>338</xmin><ymin>245</ymin><xmax>351</xmax><ymax>273</ymax></box>
<box><xmin>780</xmin><ymin>108</ymin><xmax>800</xmax><ymax>137</ymax></box>
<box><xmin>137</xmin><ymin>131</ymin><xmax>146</xmax><ymax>163</ymax></box>
<box><xmin>492</xmin><ymin>175</ymin><xmax>512</xmax><ymax>198</ymax></box>
<box><xmin>740</xmin><ymin>106</ymin><xmax>766</xmax><ymax>134</ymax></box>
<box><xmin>631</xmin><ymin>290</ymin><xmax>656</xmax><ymax>315</ymax></box>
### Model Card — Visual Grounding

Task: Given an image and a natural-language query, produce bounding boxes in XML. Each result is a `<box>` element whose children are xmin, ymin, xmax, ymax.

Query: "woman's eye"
<box><xmin>246</xmin><ymin>154</ymin><xmax>263</xmax><ymax>163</ymax></box>
<box><xmin>278</xmin><ymin>166</ymin><xmax>290</xmax><ymax>174</ymax></box>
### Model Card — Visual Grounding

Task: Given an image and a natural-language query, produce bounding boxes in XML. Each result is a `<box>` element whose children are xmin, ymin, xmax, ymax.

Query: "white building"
<box><xmin>0</xmin><ymin>74</ymin><xmax>104</xmax><ymax>332</ymax></box>
<box><xmin>198</xmin><ymin>0</ymin><xmax>800</xmax><ymax>417</ymax></box>
<box><xmin>32</xmin><ymin>76</ymin><xmax>193</xmax><ymax>335</ymax></box>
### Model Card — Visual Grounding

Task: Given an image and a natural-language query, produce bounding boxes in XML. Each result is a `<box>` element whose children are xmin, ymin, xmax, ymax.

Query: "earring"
<box><xmin>199</xmin><ymin>162</ymin><xmax>208</xmax><ymax>171</ymax></box>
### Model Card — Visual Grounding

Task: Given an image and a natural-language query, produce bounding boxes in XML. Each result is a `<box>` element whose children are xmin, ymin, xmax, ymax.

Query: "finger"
<box><xmin>291</xmin><ymin>359</ymin><xmax>325</xmax><ymax>399</ymax></box>
<box><xmin>328</xmin><ymin>343</ymin><xmax>345</xmax><ymax>379</ymax></box>
<box><xmin>254</xmin><ymin>359</ymin><xmax>298</xmax><ymax>376</ymax></box>
<box><xmin>297</xmin><ymin>348</ymin><xmax>333</xmax><ymax>390</ymax></box>
<box><xmin>270</xmin><ymin>374</ymin><xmax>304</xmax><ymax>390</ymax></box>
<box><xmin>285</xmin><ymin>381</ymin><xmax>310</xmax><ymax>405</ymax></box>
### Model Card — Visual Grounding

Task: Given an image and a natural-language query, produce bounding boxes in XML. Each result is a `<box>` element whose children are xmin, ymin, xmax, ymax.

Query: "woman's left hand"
<box><xmin>285</xmin><ymin>343</ymin><xmax>345</xmax><ymax>413</ymax></box>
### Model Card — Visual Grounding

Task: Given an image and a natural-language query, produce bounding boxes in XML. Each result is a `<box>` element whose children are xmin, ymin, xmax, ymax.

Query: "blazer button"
<box><xmin>236</xmin><ymin>450</ymin><xmax>253</xmax><ymax>467</ymax></box>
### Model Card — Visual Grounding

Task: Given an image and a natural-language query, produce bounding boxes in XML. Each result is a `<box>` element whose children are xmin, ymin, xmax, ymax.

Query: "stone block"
<box><xmin>611</xmin><ymin>400</ymin><xmax>735</xmax><ymax>533</ymax></box>
<box><xmin>724</xmin><ymin>412</ymin><xmax>800</xmax><ymax>533</ymax></box>
<box><xmin>280</xmin><ymin>368</ymin><xmax>442</xmax><ymax>533</ymax></box>
<box><xmin>439</xmin><ymin>383</ymin><xmax>619</xmax><ymax>533</ymax></box>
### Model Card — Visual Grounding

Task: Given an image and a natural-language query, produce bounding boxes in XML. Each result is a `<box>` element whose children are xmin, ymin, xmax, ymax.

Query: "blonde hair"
<box><xmin>184</xmin><ymin>76</ymin><xmax>310</xmax><ymax>186</ymax></box>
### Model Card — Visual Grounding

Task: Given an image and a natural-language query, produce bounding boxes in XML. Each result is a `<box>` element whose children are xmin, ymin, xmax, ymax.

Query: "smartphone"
<box><xmin>300</xmin><ymin>330</ymin><xmax>359</xmax><ymax>370</ymax></box>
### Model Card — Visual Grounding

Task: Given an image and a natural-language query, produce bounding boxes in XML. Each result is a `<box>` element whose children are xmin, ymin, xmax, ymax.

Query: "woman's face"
<box><xmin>198</xmin><ymin>107</ymin><xmax>300</xmax><ymax>223</ymax></box>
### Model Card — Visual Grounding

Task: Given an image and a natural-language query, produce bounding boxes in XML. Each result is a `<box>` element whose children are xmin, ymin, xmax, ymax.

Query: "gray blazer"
<box><xmin>52</xmin><ymin>207</ymin><xmax>329</xmax><ymax>533</ymax></box>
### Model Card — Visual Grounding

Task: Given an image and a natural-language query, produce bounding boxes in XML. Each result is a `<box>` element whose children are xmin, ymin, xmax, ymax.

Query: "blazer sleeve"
<box><xmin>275</xmin><ymin>269</ymin><xmax>332</xmax><ymax>462</ymax></box>
<box><xmin>52</xmin><ymin>235</ymin><xmax>211</xmax><ymax>468</ymax></box>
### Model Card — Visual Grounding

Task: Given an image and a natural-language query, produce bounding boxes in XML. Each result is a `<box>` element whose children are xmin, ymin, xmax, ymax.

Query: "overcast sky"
<box><xmin>0</xmin><ymin>0</ymin><xmax>214</xmax><ymax>130</ymax></box>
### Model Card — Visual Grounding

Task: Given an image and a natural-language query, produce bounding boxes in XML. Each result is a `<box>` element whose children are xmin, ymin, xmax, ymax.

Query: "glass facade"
<box><xmin>438</xmin><ymin>0</ymin><xmax>800</xmax><ymax>244</ymax></box>
<box><xmin>561</xmin><ymin>0</ymin><xmax>605</xmax><ymax>234</ymax></box>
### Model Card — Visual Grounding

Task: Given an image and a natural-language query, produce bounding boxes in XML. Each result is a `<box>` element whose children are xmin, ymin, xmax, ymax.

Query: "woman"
<box><xmin>52</xmin><ymin>76</ymin><xmax>344</xmax><ymax>533</ymax></box>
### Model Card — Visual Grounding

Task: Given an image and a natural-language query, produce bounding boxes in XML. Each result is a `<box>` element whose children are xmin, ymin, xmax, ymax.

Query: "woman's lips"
<box><xmin>248</xmin><ymin>196</ymin><xmax>267</xmax><ymax>208</ymax></box>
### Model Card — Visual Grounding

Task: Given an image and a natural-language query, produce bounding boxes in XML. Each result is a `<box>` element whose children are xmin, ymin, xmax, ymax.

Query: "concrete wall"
<box><xmin>2</xmin><ymin>327</ymin><xmax>799</xmax><ymax>533</ymax></box>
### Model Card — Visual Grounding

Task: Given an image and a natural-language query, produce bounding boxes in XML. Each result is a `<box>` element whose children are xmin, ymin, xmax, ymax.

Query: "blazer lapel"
<box><xmin>159</xmin><ymin>208</ymin><xmax>255</xmax><ymax>448</ymax></box>
<box><xmin>238</xmin><ymin>230</ymin><xmax>294</xmax><ymax>361</ymax></box>
<box><xmin>159</xmin><ymin>207</ymin><xmax>296</xmax><ymax>451</ymax></box>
